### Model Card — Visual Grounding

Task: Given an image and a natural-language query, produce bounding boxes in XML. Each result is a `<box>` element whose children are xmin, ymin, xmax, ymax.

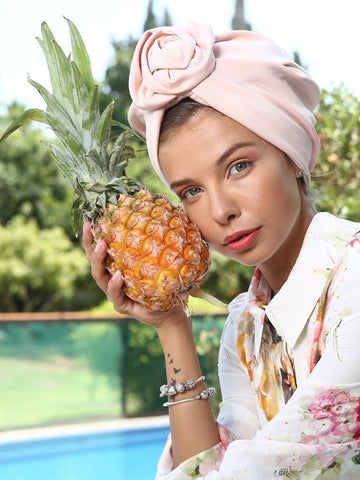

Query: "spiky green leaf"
<box><xmin>95</xmin><ymin>101</ymin><xmax>114</xmax><ymax>165</ymax></box>
<box><xmin>27</xmin><ymin>76</ymin><xmax>80</xmax><ymax>144</ymax></box>
<box><xmin>83</xmin><ymin>85</ymin><xmax>100</xmax><ymax>144</ymax></box>
<box><xmin>66</xmin><ymin>17</ymin><xmax>93</xmax><ymax>91</ymax></box>
<box><xmin>97</xmin><ymin>192</ymin><xmax>107</xmax><ymax>209</ymax></box>
<box><xmin>38</xmin><ymin>23</ymin><xmax>71</xmax><ymax>103</ymax></box>
<box><xmin>0</xmin><ymin>109</ymin><xmax>46</xmax><ymax>141</ymax></box>
<box><xmin>43</xmin><ymin>140</ymin><xmax>79</xmax><ymax>180</ymax></box>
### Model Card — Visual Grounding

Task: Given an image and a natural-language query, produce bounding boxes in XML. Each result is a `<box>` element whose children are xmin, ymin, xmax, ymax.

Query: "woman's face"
<box><xmin>159</xmin><ymin>109</ymin><xmax>314</xmax><ymax>285</ymax></box>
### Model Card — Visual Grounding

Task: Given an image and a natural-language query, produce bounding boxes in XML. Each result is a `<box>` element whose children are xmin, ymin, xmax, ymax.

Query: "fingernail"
<box><xmin>94</xmin><ymin>240</ymin><xmax>104</xmax><ymax>253</ymax></box>
<box><xmin>111</xmin><ymin>270</ymin><xmax>121</xmax><ymax>282</ymax></box>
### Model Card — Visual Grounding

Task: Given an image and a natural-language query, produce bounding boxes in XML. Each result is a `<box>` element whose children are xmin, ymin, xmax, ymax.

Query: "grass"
<box><xmin>0</xmin><ymin>356</ymin><xmax>120</xmax><ymax>430</ymax></box>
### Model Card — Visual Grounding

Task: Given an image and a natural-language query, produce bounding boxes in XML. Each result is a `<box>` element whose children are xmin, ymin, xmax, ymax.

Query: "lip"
<box><xmin>223</xmin><ymin>227</ymin><xmax>262</xmax><ymax>253</ymax></box>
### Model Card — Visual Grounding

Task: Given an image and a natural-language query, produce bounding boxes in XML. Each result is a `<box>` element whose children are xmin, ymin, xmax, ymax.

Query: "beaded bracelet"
<box><xmin>163</xmin><ymin>387</ymin><xmax>217</xmax><ymax>407</ymax></box>
<box><xmin>159</xmin><ymin>375</ymin><xmax>205</xmax><ymax>398</ymax></box>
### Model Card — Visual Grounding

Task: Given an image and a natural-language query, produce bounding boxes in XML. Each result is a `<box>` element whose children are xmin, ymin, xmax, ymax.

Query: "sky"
<box><xmin>1</xmin><ymin>0</ymin><xmax>359</xmax><ymax>112</ymax></box>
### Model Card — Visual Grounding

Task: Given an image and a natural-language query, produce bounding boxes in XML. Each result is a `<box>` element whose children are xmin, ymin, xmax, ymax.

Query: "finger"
<box><xmin>107</xmin><ymin>270</ymin><xmax>128</xmax><ymax>310</ymax></box>
<box><xmin>90</xmin><ymin>240</ymin><xmax>111</xmax><ymax>292</ymax></box>
<box><xmin>83</xmin><ymin>221</ymin><xmax>94</xmax><ymax>261</ymax></box>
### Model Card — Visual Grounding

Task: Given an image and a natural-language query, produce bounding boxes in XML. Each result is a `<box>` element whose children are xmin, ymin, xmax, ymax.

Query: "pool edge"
<box><xmin>0</xmin><ymin>415</ymin><xmax>170</xmax><ymax>444</ymax></box>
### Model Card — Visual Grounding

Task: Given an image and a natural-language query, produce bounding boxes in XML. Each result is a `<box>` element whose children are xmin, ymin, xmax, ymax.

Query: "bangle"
<box><xmin>163</xmin><ymin>387</ymin><xmax>217</xmax><ymax>407</ymax></box>
<box><xmin>159</xmin><ymin>375</ymin><xmax>205</xmax><ymax>397</ymax></box>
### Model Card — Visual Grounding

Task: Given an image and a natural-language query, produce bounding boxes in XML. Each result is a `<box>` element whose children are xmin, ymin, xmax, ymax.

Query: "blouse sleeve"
<box><xmin>155</xmin><ymin>238</ymin><xmax>360</xmax><ymax>479</ymax></box>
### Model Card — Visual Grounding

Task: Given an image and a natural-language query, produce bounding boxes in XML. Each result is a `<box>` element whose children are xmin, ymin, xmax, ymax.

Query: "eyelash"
<box><xmin>228</xmin><ymin>160</ymin><xmax>252</xmax><ymax>176</ymax></box>
<box><xmin>179</xmin><ymin>186</ymin><xmax>202</xmax><ymax>201</ymax></box>
<box><xmin>179</xmin><ymin>160</ymin><xmax>252</xmax><ymax>201</ymax></box>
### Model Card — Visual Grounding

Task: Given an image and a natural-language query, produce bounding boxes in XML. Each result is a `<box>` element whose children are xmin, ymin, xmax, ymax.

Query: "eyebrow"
<box><xmin>169</xmin><ymin>141</ymin><xmax>255</xmax><ymax>190</ymax></box>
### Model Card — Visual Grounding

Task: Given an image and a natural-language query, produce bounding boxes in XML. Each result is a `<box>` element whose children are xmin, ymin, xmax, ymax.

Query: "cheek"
<box><xmin>184</xmin><ymin>206</ymin><xmax>212</xmax><ymax>241</ymax></box>
<box><xmin>187</xmin><ymin>210</ymin><xmax>205</xmax><ymax>233</ymax></box>
<box><xmin>267</xmin><ymin>168</ymin><xmax>300</xmax><ymax>207</ymax></box>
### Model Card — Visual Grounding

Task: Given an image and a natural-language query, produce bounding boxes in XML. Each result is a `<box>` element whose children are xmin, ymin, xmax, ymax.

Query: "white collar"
<box><xmin>264</xmin><ymin>212</ymin><xmax>360</xmax><ymax>348</ymax></box>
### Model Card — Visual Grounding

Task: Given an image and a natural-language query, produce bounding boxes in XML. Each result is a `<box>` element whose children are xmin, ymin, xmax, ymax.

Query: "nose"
<box><xmin>209</xmin><ymin>187</ymin><xmax>240</xmax><ymax>225</ymax></box>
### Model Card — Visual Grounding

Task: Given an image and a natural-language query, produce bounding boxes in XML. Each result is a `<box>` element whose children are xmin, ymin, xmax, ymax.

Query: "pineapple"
<box><xmin>0</xmin><ymin>19</ymin><xmax>211</xmax><ymax>312</ymax></box>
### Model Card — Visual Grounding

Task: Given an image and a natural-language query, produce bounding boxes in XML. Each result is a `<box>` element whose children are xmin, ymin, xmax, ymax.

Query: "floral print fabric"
<box><xmin>236</xmin><ymin>267</ymin><xmax>297</xmax><ymax>422</ymax></box>
<box><xmin>156</xmin><ymin>213</ymin><xmax>360</xmax><ymax>479</ymax></box>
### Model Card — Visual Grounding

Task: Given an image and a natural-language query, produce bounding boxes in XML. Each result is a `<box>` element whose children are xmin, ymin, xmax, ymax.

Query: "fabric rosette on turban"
<box><xmin>129</xmin><ymin>21</ymin><xmax>216</xmax><ymax>110</ymax></box>
<box><xmin>128</xmin><ymin>20</ymin><xmax>321</xmax><ymax>186</ymax></box>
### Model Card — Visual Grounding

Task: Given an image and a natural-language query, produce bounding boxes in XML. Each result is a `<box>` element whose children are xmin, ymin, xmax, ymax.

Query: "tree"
<box><xmin>313</xmin><ymin>85</ymin><xmax>360</xmax><ymax>221</ymax></box>
<box><xmin>163</xmin><ymin>7</ymin><xmax>172</xmax><ymax>26</ymax></box>
<box><xmin>99</xmin><ymin>37</ymin><xmax>138</xmax><ymax>125</ymax></box>
<box><xmin>0</xmin><ymin>103</ymin><xmax>74</xmax><ymax>237</ymax></box>
<box><xmin>143</xmin><ymin>0</ymin><xmax>157</xmax><ymax>31</ymax></box>
<box><xmin>0</xmin><ymin>216</ymin><xmax>104</xmax><ymax>312</ymax></box>
<box><xmin>231</xmin><ymin>0</ymin><xmax>252</xmax><ymax>30</ymax></box>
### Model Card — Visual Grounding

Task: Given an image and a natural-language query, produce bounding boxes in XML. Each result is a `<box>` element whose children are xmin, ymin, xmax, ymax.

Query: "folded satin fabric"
<box><xmin>128</xmin><ymin>20</ymin><xmax>320</xmax><ymax>186</ymax></box>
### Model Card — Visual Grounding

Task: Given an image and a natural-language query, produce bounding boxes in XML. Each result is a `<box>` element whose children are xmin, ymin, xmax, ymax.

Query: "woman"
<box><xmin>84</xmin><ymin>21</ymin><xmax>360</xmax><ymax>479</ymax></box>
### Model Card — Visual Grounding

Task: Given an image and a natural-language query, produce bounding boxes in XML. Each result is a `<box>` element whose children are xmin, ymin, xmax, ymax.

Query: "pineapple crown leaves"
<box><xmin>0</xmin><ymin>18</ymin><xmax>144</xmax><ymax>235</ymax></box>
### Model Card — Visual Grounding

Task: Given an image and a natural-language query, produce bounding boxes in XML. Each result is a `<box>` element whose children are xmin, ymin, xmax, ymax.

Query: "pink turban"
<box><xmin>128</xmin><ymin>20</ymin><xmax>320</xmax><ymax>186</ymax></box>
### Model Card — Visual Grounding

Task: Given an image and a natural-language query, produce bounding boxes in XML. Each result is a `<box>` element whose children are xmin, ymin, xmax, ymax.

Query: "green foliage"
<box><xmin>193</xmin><ymin>316</ymin><xmax>226</xmax><ymax>415</ymax></box>
<box><xmin>99</xmin><ymin>37</ymin><xmax>138</xmax><ymax>125</ymax></box>
<box><xmin>0</xmin><ymin>216</ymin><xmax>103</xmax><ymax>312</ymax></box>
<box><xmin>0</xmin><ymin>103</ymin><xmax>73</xmax><ymax>235</ymax></box>
<box><xmin>313</xmin><ymin>85</ymin><xmax>360</xmax><ymax>221</ymax></box>
<box><xmin>203</xmin><ymin>251</ymin><xmax>253</xmax><ymax>304</ymax></box>
<box><xmin>163</xmin><ymin>8</ymin><xmax>173</xmax><ymax>26</ymax></box>
<box><xmin>121</xmin><ymin>320</ymin><xmax>165</xmax><ymax>414</ymax></box>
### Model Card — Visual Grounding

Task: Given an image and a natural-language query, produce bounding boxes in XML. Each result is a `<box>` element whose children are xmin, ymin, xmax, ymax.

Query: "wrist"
<box><xmin>156</xmin><ymin>308</ymin><xmax>192</xmax><ymax>338</ymax></box>
<box><xmin>156</xmin><ymin>320</ymin><xmax>195</xmax><ymax>354</ymax></box>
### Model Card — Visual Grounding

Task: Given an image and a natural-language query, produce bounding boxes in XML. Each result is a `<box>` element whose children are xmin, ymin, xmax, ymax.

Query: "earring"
<box><xmin>297</xmin><ymin>170</ymin><xmax>304</xmax><ymax>178</ymax></box>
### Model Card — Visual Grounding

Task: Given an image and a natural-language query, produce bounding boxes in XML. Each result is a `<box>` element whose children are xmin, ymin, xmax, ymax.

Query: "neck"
<box><xmin>260</xmin><ymin>204</ymin><xmax>315</xmax><ymax>295</ymax></box>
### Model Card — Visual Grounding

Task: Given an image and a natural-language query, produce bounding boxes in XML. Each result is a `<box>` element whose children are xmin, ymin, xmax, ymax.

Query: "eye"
<box><xmin>180</xmin><ymin>186</ymin><xmax>202</xmax><ymax>201</ymax></box>
<box><xmin>229</xmin><ymin>160</ymin><xmax>252</xmax><ymax>176</ymax></box>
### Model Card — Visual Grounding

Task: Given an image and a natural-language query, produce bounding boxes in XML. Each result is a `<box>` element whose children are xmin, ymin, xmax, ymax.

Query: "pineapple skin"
<box><xmin>91</xmin><ymin>189</ymin><xmax>211</xmax><ymax>311</ymax></box>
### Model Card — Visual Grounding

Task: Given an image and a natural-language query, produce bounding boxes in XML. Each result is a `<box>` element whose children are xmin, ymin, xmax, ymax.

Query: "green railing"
<box><xmin>0</xmin><ymin>310</ymin><xmax>227</xmax><ymax>430</ymax></box>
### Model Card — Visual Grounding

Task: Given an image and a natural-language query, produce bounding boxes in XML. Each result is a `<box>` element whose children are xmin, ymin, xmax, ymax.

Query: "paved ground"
<box><xmin>0</xmin><ymin>415</ymin><xmax>170</xmax><ymax>443</ymax></box>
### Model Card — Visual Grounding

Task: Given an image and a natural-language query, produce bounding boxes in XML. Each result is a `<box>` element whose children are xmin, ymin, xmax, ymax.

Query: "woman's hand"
<box><xmin>82</xmin><ymin>221</ymin><xmax>188</xmax><ymax>329</ymax></box>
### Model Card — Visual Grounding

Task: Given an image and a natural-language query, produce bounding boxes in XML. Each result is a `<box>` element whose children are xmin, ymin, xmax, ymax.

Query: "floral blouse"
<box><xmin>156</xmin><ymin>212</ymin><xmax>360</xmax><ymax>479</ymax></box>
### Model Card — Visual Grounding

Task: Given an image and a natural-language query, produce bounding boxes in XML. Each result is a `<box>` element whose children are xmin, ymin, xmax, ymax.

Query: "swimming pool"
<box><xmin>0</xmin><ymin>419</ymin><xmax>170</xmax><ymax>480</ymax></box>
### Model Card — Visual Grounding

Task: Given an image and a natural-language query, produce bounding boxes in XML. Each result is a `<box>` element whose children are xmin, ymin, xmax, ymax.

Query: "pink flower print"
<box><xmin>307</xmin><ymin>389</ymin><xmax>360</xmax><ymax>442</ymax></box>
<box><xmin>309</xmin><ymin>390</ymin><xmax>351</xmax><ymax>419</ymax></box>
<box><xmin>309</xmin><ymin>392</ymin><xmax>339</xmax><ymax>420</ymax></box>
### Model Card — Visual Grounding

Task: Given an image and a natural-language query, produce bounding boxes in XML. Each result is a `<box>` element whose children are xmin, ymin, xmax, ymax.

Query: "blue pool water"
<box><xmin>0</xmin><ymin>423</ymin><xmax>170</xmax><ymax>480</ymax></box>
